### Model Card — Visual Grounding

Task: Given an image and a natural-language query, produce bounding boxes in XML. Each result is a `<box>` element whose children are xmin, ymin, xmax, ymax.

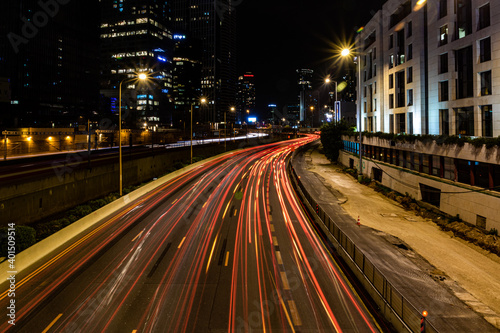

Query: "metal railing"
<box><xmin>288</xmin><ymin>157</ymin><xmax>438</xmax><ymax>333</ymax></box>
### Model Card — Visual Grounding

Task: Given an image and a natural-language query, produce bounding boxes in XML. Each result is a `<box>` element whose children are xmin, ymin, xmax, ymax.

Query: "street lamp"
<box><xmin>341</xmin><ymin>48</ymin><xmax>363</xmax><ymax>180</ymax></box>
<box><xmin>310</xmin><ymin>106</ymin><xmax>315</xmax><ymax>128</ymax></box>
<box><xmin>325</xmin><ymin>76</ymin><xmax>338</xmax><ymax>122</ymax></box>
<box><xmin>119</xmin><ymin>72</ymin><xmax>148</xmax><ymax>196</ymax></box>
<box><xmin>191</xmin><ymin>97</ymin><xmax>207</xmax><ymax>164</ymax></box>
<box><xmin>225</xmin><ymin>106</ymin><xmax>235</xmax><ymax>151</ymax></box>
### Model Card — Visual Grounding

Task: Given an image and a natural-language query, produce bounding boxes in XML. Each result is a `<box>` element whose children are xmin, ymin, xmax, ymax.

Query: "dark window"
<box><xmin>444</xmin><ymin>157</ymin><xmax>454</xmax><ymax>181</ymax></box>
<box><xmin>420</xmin><ymin>184</ymin><xmax>441</xmax><ymax>207</ymax></box>
<box><xmin>439</xmin><ymin>53</ymin><xmax>448</xmax><ymax>74</ymax></box>
<box><xmin>389</xmin><ymin>94</ymin><xmax>394</xmax><ymax>109</ymax></box>
<box><xmin>407</xmin><ymin>21</ymin><xmax>412</xmax><ymax>37</ymax></box>
<box><xmin>456</xmin><ymin>0</ymin><xmax>472</xmax><ymax>39</ymax></box>
<box><xmin>456</xmin><ymin>46</ymin><xmax>473</xmax><ymax>99</ymax></box>
<box><xmin>439</xmin><ymin>81</ymin><xmax>449</xmax><ymax>101</ymax></box>
<box><xmin>389</xmin><ymin>74</ymin><xmax>394</xmax><ymax>89</ymax></box>
<box><xmin>474</xmin><ymin>162</ymin><xmax>490</xmax><ymax>188</ymax></box>
<box><xmin>396</xmin><ymin>70</ymin><xmax>405</xmax><ymax>107</ymax></box>
<box><xmin>493</xmin><ymin>165</ymin><xmax>500</xmax><ymax>189</ymax></box>
<box><xmin>456</xmin><ymin>159</ymin><xmax>471</xmax><ymax>185</ymax></box>
<box><xmin>373</xmin><ymin>47</ymin><xmax>376</xmax><ymax>59</ymax></box>
<box><xmin>478</xmin><ymin>4</ymin><xmax>490</xmax><ymax>30</ymax></box>
<box><xmin>389</xmin><ymin>34</ymin><xmax>394</xmax><ymax>49</ymax></box>
<box><xmin>439</xmin><ymin>25</ymin><xmax>448</xmax><ymax>46</ymax></box>
<box><xmin>407</xmin><ymin>67</ymin><xmax>413</xmax><ymax>83</ymax></box>
<box><xmin>455</xmin><ymin>107</ymin><xmax>474</xmax><ymax>136</ymax></box>
<box><xmin>407</xmin><ymin>89</ymin><xmax>413</xmax><ymax>106</ymax></box>
<box><xmin>390</xmin><ymin>0</ymin><xmax>411</xmax><ymax>29</ymax></box>
<box><xmin>364</xmin><ymin>31</ymin><xmax>377</xmax><ymax>50</ymax></box>
<box><xmin>440</xmin><ymin>109</ymin><xmax>449</xmax><ymax>135</ymax></box>
<box><xmin>438</xmin><ymin>0</ymin><xmax>447</xmax><ymax>19</ymax></box>
<box><xmin>431</xmin><ymin>155</ymin><xmax>441</xmax><ymax>177</ymax></box>
<box><xmin>373</xmin><ymin>168</ymin><xmax>383</xmax><ymax>182</ymax></box>
<box><xmin>480</xmin><ymin>71</ymin><xmax>492</xmax><ymax>96</ymax></box>
<box><xmin>482</xmin><ymin>105</ymin><xmax>493</xmax><ymax>137</ymax></box>
<box><xmin>408</xmin><ymin>112</ymin><xmax>413</xmax><ymax>134</ymax></box>
<box><xmin>389</xmin><ymin>114</ymin><xmax>394</xmax><ymax>133</ymax></box>
<box><xmin>480</xmin><ymin>37</ymin><xmax>491</xmax><ymax>62</ymax></box>
<box><xmin>396</xmin><ymin>113</ymin><xmax>406</xmax><ymax>133</ymax></box>
<box><xmin>422</xmin><ymin>154</ymin><xmax>430</xmax><ymax>174</ymax></box>
<box><xmin>397</xmin><ymin>29</ymin><xmax>405</xmax><ymax>65</ymax></box>
<box><xmin>407</xmin><ymin>44</ymin><xmax>413</xmax><ymax>60</ymax></box>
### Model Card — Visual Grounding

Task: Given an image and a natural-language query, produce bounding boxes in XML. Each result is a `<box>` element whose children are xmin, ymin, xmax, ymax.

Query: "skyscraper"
<box><xmin>0</xmin><ymin>0</ymin><xmax>100</xmax><ymax>127</ymax></box>
<box><xmin>297</xmin><ymin>69</ymin><xmax>313</xmax><ymax>122</ymax></box>
<box><xmin>99</xmin><ymin>0</ymin><xmax>174</xmax><ymax>128</ymax></box>
<box><xmin>236</xmin><ymin>73</ymin><xmax>255</xmax><ymax>124</ymax></box>
<box><xmin>173</xmin><ymin>0</ymin><xmax>237</xmax><ymax>124</ymax></box>
<box><xmin>172</xmin><ymin>33</ymin><xmax>202</xmax><ymax>130</ymax></box>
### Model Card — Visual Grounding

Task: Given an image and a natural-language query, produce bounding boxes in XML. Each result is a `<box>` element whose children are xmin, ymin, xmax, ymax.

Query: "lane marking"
<box><xmin>206</xmin><ymin>235</ymin><xmax>219</xmax><ymax>273</ymax></box>
<box><xmin>280</xmin><ymin>271</ymin><xmax>290</xmax><ymax>290</ymax></box>
<box><xmin>288</xmin><ymin>300</ymin><xmax>302</xmax><ymax>326</ymax></box>
<box><xmin>269</xmin><ymin>215</ymin><xmax>273</xmax><ymax>222</ymax></box>
<box><xmin>222</xmin><ymin>202</ymin><xmax>231</xmax><ymax>219</ymax></box>
<box><xmin>225</xmin><ymin>251</ymin><xmax>230</xmax><ymax>266</ymax></box>
<box><xmin>275</xmin><ymin>251</ymin><xmax>283</xmax><ymax>265</ymax></box>
<box><xmin>132</xmin><ymin>330</ymin><xmax>137</xmax><ymax>333</ymax></box>
<box><xmin>272</xmin><ymin>236</ymin><xmax>279</xmax><ymax>246</ymax></box>
<box><xmin>41</xmin><ymin>313</ymin><xmax>63</xmax><ymax>333</ymax></box>
<box><xmin>270</xmin><ymin>224</ymin><xmax>275</xmax><ymax>233</ymax></box>
<box><xmin>178</xmin><ymin>237</ymin><xmax>186</xmax><ymax>249</ymax></box>
<box><xmin>131</xmin><ymin>230</ymin><xmax>144</xmax><ymax>242</ymax></box>
<box><xmin>233</xmin><ymin>209</ymin><xmax>237</xmax><ymax>217</ymax></box>
<box><xmin>171</xmin><ymin>198</ymin><xmax>178</xmax><ymax>205</ymax></box>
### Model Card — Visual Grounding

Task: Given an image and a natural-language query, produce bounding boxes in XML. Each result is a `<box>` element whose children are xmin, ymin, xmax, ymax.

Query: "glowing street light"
<box><xmin>325</xmin><ymin>76</ymin><xmax>338</xmax><ymax>122</ymax></box>
<box><xmin>191</xmin><ymin>97</ymin><xmax>207</xmax><ymax>164</ymax></box>
<box><xmin>119</xmin><ymin>72</ymin><xmax>148</xmax><ymax>196</ymax></box>
<box><xmin>341</xmin><ymin>47</ymin><xmax>363</xmax><ymax>180</ymax></box>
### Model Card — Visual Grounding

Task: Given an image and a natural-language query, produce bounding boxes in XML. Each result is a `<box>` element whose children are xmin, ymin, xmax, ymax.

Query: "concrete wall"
<box><xmin>0</xmin><ymin>136</ymin><xmax>280</xmax><ymax>225</ymax></box>
<box><xmin>339</xmin><ymin>150</ymin><xmax>500</xmax><ymax>231</ymax></box>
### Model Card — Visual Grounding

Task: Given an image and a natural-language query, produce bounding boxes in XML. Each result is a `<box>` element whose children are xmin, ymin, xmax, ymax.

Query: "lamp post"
<box><xmin>325</xmin><ymin>77</ymin><xmax>338</xmax><ymax>122</ymax></box>
<box><xmin>225</xmin><ymin>106</ymin><xmax>235</xmax><ymax>151</ymax></box>
<box><xmin>310</xmin><ymin>106</ymin><xmax>314</xmax><ymax>128</ymax></box>
<box><xmin>341</xmin><ymin>48</ymin><xmax>363</xmax><ymax>180</ymax></box>
<box><xmin>119</xmin><ymin>72</ymin><xmax>147</xmax><ymax>196</ymax></box>
<box><xmin>191</xmin><ymin>98</ymin><xmax>207</xmax><ymax>164</ymax></box>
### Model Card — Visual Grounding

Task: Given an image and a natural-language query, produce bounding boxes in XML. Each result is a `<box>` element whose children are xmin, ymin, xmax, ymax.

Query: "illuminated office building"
<box><xmin>100</xmin><ymin>0</ymin><xmax>174</xmax><ymax>128</ymax></box>
<box><xmin>173</xmin><ymin>0</ymin><xmax>237</xmax><ymax>124</ymax></box>
<box><xmin>297</xmin><ymin>69</ymin><xmax>314</xmax><ymax>122</ymax></box>
<box><xmin>357</xmin><ymin>0</ymin><xmax>500</xmax><ymax>136</ymax></box>
<box><xmin>172</xmin><ymin>33</ymin><xmax>202</xmax><ymax>129</ymax></box>
<box><xmin>236</xmin><ymin>73</ymin><xmax>256</xmax><ymax>123</ymax></box>
<box><xmin>0</xmin><ymin>0</ymin><xmax>100</xmax><ymax>127</ymax></box>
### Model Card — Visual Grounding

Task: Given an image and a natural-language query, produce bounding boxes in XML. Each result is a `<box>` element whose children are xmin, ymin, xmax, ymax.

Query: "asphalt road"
<box><xmin>0</xmin><ymin>136</ymin><xmax>383</xmax><ymax>332</ymax></box>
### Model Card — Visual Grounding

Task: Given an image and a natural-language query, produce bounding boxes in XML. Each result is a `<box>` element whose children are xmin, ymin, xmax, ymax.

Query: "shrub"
<box><xmin>488</xmin><ymin>228</ymin><xmax>498</xmax><ymax>236</ymax></box>
<box><xmin>0</xmin><ymin>225</ymin><xmax>37</xmax><ymax>257</ymax></box>
<box><xmin>320</xmin><ymin>120</ymin><xmax>354</xmax><ymax>162</ymax></box>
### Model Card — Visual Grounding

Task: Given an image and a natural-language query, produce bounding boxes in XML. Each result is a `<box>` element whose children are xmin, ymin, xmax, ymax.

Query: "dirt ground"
<box><xmin>307</xmin><ymin>148</ymin><xmax>500</xmax><ymax>329</ymax></box>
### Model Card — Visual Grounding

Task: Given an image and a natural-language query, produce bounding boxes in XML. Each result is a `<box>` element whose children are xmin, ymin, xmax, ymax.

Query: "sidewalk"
<box><xmin>305</xmin><ymin>145</ymin><xmax>500</xmax><ymax>329</ymax></box>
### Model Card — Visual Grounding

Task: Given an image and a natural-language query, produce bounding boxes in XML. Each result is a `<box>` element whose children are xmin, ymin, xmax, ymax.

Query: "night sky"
<box><xmin>236</xmin><ymin>0</ymin><xmax>387</xmax><ymax>113</ymax></box>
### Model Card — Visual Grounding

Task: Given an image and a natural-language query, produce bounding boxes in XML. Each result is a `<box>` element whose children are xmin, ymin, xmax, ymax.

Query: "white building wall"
<box><xmin>361</xmin><ymin>0</ymin><xmax>500</xmax><ymax>137</ymax></box>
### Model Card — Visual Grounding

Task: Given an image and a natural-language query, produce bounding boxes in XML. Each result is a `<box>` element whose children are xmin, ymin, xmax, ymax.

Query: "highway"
<box><xmin>0</xmin><ymin>136</ymin><xmax>383</xmax><ymax>332</ymax></box>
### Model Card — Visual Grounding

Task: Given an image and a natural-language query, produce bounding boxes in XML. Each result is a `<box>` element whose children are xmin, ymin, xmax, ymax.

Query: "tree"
<box><xmin>320</xmin><ymin>120</ymin><xmax>353</xmax><ymax>162</ymax></box>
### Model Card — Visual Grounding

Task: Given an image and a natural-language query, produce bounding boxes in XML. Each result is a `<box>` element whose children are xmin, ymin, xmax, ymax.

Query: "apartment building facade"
<box><xmin>356</xmin><ymin>0</ymin><xmax>499</xmax><ymax>137</ymax></box>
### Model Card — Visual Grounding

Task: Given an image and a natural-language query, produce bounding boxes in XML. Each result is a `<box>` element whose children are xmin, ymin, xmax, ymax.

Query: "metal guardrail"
<box><xmin>287</xmin><ymin>157</ymin><xmax>438</xmax><ymax>333</ymax></box>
